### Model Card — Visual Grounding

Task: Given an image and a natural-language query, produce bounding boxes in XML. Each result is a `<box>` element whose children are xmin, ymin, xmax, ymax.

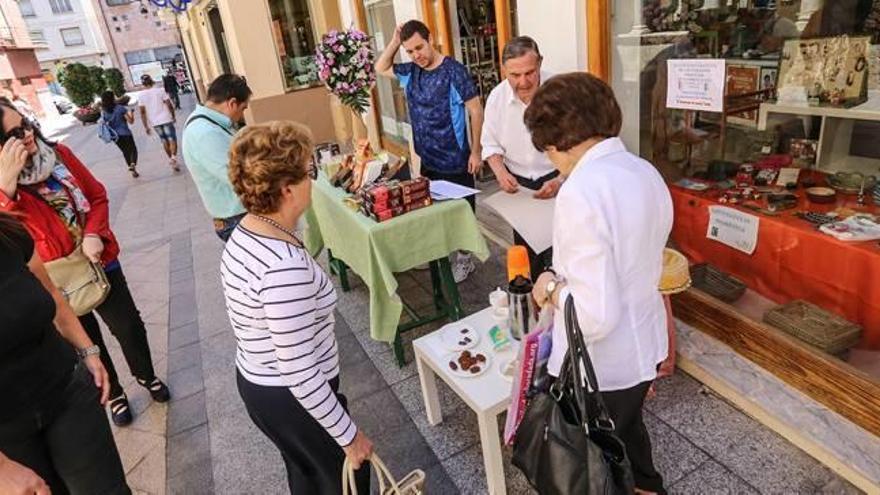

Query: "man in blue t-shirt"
<box><xmin>376</xmin><ymin>20</ymin><xmax>485</xmax><ymax>282</ymax></box>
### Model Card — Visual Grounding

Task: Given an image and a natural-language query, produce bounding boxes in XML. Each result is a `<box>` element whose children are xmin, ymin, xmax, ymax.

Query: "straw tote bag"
<box><xmin>342</xmin><ymin>454</ymin><xmax>425</xmax><ymax>495</ymax></box>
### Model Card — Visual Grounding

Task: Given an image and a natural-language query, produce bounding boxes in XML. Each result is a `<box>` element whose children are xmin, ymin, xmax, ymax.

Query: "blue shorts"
<box><xmin>153</xmin><ymin>123</ymin><xmax>177</xmax><ymax>142</ymax></box>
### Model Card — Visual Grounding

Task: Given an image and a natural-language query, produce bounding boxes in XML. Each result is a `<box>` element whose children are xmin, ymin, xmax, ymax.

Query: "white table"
<box><xmin>413</xmin><ymin>308</ymin><xmax>516</xmax><ymax>495</ymax></box>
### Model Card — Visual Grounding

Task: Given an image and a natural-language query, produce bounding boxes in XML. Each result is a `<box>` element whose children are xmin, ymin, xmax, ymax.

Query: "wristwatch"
<box><xmin>77</xmin><ymin>345</ymin><xmax>101</xmax><ymax>360</ymax></box>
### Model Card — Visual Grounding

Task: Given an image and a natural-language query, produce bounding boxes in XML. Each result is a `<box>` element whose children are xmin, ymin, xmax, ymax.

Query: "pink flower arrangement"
<box><xmin>315</xmin><ymin>28</ymin><xmax>376</xmax><ymax>114</ymax></box>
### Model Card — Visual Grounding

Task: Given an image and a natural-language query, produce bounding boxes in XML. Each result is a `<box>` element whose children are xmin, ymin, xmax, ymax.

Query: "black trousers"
<box><xmin>114</xmin><ymin>135</ymin><xmax>138</xmax><ymax>167</ymax></box>
<box><xmin>169</xmin><ymin>92</ymin><xmax>181</xmax><ymax>109</ymax></box>
<box><xmin>79</xmin><ymin>266</ymin><xmax>156</xmax><ymax>398</ymax></box>
<box><xmin>237</xmin><ymin>372</ymin><xmax>370</xmax><ymax>495</ymax></box>
<box><xmin>510</xmin><ymin>170</ymin><xmax>559</xmax><ymax>280</ymax></box>
<box><xmin>421</xmin><ymin>168</ymin><xmax>476</xmax><ymax>211</ymax></box>
<box><xmin>602</xmin><ymin>380</ymin><xmax>666</xmax><ymax>494</ymax></box>
<box><xmin>0</xmin><ymin>365</ymin><xmax>130</xmax><ymax>495</ymax></box>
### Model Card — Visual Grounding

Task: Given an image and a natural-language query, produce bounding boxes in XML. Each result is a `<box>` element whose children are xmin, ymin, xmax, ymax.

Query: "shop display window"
<box><xmin>612</xmin><ymin>0</ymin><xmax>880</xmax><ymax>381</ymax></box>
<box><xmin>269</xmin><ymin>0</ymin><xmax>321</xmax><ymax>90</ymax></box>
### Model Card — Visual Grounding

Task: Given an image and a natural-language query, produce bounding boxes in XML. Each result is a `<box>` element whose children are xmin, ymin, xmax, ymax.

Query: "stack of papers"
<box><xmin>429</xmin><ymin>180</ymin><xmax>481</xmax><ymax>201</ymax></box>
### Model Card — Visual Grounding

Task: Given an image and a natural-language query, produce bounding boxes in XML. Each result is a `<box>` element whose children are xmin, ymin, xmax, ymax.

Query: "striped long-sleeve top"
<box><xmin>220</xmin><ymin>224</ymin><xmax>356</xmax><ymax>447</ymax></box>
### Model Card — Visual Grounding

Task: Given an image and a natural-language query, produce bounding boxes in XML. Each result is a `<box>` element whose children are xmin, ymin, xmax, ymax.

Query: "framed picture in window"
<box><xmin>776</xmin><ymin>35</ymin><xmax>871</xmax><ymax>107</ymax></box>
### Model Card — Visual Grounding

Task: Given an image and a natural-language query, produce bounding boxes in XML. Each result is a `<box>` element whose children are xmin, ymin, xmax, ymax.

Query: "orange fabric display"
<box><xmin>670</xmin><ymin>186</ymin><xmax>880</xmax><ymax>350</ymax></box>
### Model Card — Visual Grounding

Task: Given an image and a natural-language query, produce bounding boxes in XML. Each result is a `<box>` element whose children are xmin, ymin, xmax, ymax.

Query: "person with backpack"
<box><xmin>181</xmin><ymin>74</ymin><xmax>251</xmax><ymax>241</ymax></box>
<box><xmin>100</xmin><ymin>91</ymin><xmax>139</xmax><ymax>178</ymax></box>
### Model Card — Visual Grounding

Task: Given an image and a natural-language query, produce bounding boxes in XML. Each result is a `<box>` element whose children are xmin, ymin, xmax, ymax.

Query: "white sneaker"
<box><xmin>452</xmin><ymin>255</ymin><xmax>476</xmax><ymax>283</ymax></box>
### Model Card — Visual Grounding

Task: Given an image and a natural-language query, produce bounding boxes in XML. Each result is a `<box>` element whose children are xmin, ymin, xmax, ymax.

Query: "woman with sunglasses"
<box><xmin>0</xmin><ymin>98</ymin><xmax>169</xmax><ymax>427</ymax></box>
<box><xmin>0</xmin><ymin>212</ymin><xmax>130</xmax><ymax>494</ymax></box>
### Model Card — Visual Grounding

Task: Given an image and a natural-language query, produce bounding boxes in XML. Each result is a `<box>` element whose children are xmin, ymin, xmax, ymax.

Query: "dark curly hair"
<box><xmin>228</xmin><ymin>121</ymin><xmax>314</xmax><ymax>215</ymax></box>
<box><xmin>523</xmin><ymin>72</ymin><xmax>621</xmax><ymax>152</ymax></box>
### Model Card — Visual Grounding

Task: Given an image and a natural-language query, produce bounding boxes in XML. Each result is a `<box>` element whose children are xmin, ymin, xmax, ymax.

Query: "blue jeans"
<box><xmin>153</xmin><ymin>122</ymin><xmax>177</xmax><ymax>142</ymax></box>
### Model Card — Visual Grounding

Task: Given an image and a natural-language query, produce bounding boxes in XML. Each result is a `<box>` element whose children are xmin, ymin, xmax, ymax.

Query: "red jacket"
<box><xmin>0</xmin><ymin>143</ymin><xmax>120</xmax><ymax>266</ymax></box>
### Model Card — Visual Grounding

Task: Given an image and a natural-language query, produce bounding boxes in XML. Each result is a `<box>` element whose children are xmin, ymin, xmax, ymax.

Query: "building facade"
<box><xmin>0</xmin><ymin>0</ymin><xmax>47</xmax><ymax>114</ymax></box>
<box><xmin>95</xmin><ymin>0</ymin><xmax>185</xmax><ymax>89</ymax></box>
<box><xmin>17</xmin><ymin>0</ymin><xmax>114</xmax><ymax>94</ymax></box>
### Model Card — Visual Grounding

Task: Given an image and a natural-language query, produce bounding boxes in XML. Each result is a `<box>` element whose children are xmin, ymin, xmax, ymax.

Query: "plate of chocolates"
<box><xmin>444</xmin><ymin>350</ymin><xmax>491</xmax><ymax>378</ymax></box>
<box><xmin>439</xmin><ymin>324</ymin><xmax>480</xmax><ymax>351</ymax></box>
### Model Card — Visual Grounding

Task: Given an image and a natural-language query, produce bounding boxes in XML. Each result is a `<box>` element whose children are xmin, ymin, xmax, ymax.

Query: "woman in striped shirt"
<box><xmin>222</xmin><ymin>121</ymin><xmax>372</xmax><ymax>494</ymax></box>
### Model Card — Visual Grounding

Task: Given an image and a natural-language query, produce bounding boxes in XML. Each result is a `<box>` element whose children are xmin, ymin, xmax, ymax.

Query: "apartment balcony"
<box><xmin>0</xmin><ymin>26</ymin><xmax>38</xmax><ymax>49</ymax></box>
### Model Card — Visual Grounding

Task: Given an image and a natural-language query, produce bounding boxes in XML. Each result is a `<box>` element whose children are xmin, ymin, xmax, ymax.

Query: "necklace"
<box><xmin>253</xmin><ymin>214</ymin><xmax>303</xmax><ymax>247</ymax></box>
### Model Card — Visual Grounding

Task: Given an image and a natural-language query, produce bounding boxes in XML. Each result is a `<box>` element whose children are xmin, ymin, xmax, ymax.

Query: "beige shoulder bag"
<box><xmin>22</xmin><ymin>179</ymin><xmax>111</xmax><ymax>316</ymax></box>
<box><xmin>342</xmin><ymin>454</ymin><xmax>426</xmax><ymax>495</ymax></box>
<box><xmin>45</xmin><ymin>246</ymin><xmax>110</xmax><ymax>316</ymax></box>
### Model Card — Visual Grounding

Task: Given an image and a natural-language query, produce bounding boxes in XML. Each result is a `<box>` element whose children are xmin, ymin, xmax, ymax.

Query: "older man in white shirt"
<box><xmin>481</xmin><ymin>36</ymin><xmax>559</xmax><ymax>279</ymax></box>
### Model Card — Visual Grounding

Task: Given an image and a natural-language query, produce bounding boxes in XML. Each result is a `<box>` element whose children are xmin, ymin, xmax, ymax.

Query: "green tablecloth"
<box><xmin>304</xmin><ymin>176</ymin><xmax>489</xmax><ymax>342</ymax></box>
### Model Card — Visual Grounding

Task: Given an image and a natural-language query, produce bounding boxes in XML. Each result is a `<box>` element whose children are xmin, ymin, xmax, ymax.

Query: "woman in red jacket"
<box><xmin>0</xmin><ymin>98</ymin><xmax>169</xmax><ymax>426</ymax></box>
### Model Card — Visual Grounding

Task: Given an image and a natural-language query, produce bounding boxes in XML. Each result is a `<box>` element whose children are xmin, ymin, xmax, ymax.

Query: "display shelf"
<box><xmin>758</xmin><ymin>91</ymin><xmax>880</xmax><ymax>174</ymax></box>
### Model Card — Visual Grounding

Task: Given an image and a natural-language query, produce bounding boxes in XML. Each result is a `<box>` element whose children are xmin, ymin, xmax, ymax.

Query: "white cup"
<box><xmin>489</xmin><ymin>288</ymin><xmax>508</xmax><ymax>309</ymax></box>
<box><xmin>492</xmin><ymin>306</ymin><xmax>510</xmax><ymax>329</ymax></box>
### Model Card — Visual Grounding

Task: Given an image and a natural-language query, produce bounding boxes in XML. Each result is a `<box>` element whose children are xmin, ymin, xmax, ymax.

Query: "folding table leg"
<box><xmin>429</xmin><ymin>260</ymin><xmax>446</xmax><ymax>311</ymax></box>
<box><xmin>327</xmin><ymin>249</ymin><xmax>350</xmax><ymax>292</ymax></box>
<box><xmin>477</xmin><ymin>412</ymin><xmax>507</xmax><ymax>495</ymax></box>
<box><xmin>392</xmin><ymin>332</ymin><xmax>405</xmax><ymax>367</ymax></box>
<box><xmin>415</xmin><ymin>354</ymin><xmax>443</xmax><ymax>426</ymax></box>
<box><xmin>437</xmin><ymin>257</ymin><xmax>463</xmax><ymax>321</ymax></box>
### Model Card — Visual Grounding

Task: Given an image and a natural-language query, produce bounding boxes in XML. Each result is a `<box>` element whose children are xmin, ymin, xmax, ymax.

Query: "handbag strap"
<box><xmin>342</xmin><ymin>454</ymin><xmax>404</xmax><ymax>495</ymax></box>
<box><xmin>562</xmin><ymin>295</ymin><xmax>616</xmax><ymax>432</ymax></box>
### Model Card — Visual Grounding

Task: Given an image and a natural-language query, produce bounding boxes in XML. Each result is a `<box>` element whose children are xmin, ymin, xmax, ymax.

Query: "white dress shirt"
<box><xmin>549</xmin><ymin>137</ymin><xmax>673</xmax><ymax>392</ymax></box>
<box><xmin>480</xmin><ymin>72</ymin><xmax>556</xmax><ymax>180</ymax></box>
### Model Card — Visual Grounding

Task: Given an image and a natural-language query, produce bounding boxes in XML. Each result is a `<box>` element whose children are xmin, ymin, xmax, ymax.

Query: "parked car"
<box><xmin>53</xmin><ymin>95</ymin><xmax>74</xmax><ymax>114</ymax></box>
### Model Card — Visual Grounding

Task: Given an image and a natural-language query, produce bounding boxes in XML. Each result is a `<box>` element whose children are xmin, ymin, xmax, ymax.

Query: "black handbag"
<box><xmin>512</xmin><ymin>296</ymin><xmax>635</xmax><ymax>495</ymax></box>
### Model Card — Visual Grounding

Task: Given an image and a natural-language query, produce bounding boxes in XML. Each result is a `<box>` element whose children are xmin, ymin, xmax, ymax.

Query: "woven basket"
<box><xmin>763</xmin><ymin>300</ymin><xmax>862</xmax><ymax>355</ymax></box>
<box><xmin>690</xmin><ymin>264</ymin><xmax>747</xmax><ymax>303</ymax></box>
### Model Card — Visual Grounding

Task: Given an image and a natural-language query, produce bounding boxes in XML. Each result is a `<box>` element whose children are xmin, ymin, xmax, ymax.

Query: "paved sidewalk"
<box><xmin>53</xmin><ymin>95</ymin><xmax>863</xmax><ymax>494</ymax></box>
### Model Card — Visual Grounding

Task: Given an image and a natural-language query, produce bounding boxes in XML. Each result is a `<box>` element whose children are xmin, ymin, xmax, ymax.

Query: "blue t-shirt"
<box><xmin>103</xmin><ymin>105</ymin><xmax>132</xmax><ymax>137</ymax></box>
<box><xmin>394</xmin><ymin>58</ymin><xmax>478</xmax><ymax>174</ymax></box>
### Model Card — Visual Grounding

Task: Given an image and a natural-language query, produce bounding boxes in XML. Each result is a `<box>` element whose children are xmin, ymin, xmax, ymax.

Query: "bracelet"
<box><xmin>77</xmin><ymin>345</ymin><xmax>101</xmax><ymax>359</ymax></box>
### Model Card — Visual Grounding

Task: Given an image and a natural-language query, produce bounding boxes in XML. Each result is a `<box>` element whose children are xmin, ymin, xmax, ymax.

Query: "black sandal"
<box><xmin>137</xmin><ymin>377</ymin><xmax>170</xmax><ymax>403</ymax></box>
<box><xmin>109</xmin><ymin>394</ymin><xmax>133</xmax><ymax>426</ymax></box>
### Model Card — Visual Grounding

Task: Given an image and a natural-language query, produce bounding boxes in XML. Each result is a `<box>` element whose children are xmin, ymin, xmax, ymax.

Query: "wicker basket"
<box><xmin>690</xmin><ymin>264</ymin><xmax>747</xmax><ymax>303</ymax></box>
<box><xmin>763</xmin><ymin>300</ymin><xmax>862</xmax><ymax>355</ymax></box>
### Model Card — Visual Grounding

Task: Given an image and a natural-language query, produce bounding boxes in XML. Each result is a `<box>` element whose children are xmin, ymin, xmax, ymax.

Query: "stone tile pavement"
<box><xmin>47</xmin><ymin>95</ymin><xmax>864</xmax><ymax>494</ymax></box>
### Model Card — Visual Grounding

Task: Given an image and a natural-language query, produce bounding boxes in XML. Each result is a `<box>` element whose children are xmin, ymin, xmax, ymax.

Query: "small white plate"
<box><xmin>443</xmin><ymin>351</ymin><xmax>492</xmax><ymax>378</ymax></box>
<box><xmin>440</xmin><ymin>324</ymin><xmax>480</xmax><ymax>351</ymax></box>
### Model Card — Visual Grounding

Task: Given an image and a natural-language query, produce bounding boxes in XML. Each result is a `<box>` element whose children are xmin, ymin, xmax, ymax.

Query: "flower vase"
<box><xmin>350</xmin><ymin>108</ymin><xmax>368</xmax><ymax>148</ymax></box>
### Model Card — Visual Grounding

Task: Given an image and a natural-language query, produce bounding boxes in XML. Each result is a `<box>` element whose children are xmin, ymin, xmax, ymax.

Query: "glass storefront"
<box><xmin>366</xmin><ymin>0</ymin><xmax>411</xmax><ymax>145</ymax></box>
<box><xmin>269</xmin><ymin>0</ymin><xmax>320</xmax><ymax>90</ymax></box>
<box><xmin>611</xmin><ymin>0</ymin><xmax>880</xmax><ymax>382</ymax></box>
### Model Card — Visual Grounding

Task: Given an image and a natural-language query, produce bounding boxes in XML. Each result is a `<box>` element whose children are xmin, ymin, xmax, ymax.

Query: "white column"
<box><xmin>630</xmin><ymin>0</ymin><xmax>649</xmax><ymax>35</ymax></box>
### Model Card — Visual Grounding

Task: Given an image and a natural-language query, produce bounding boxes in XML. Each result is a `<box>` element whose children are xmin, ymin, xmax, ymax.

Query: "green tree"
<box><xmin>88</xmin><ymin>65</ymin><xmax>106</xmax><ymax>95</ymax></box>
<box><xmin>103</xmin><ymin>68</ymin><xmax>126</xmax><ymax>97</ymax></box>
<box><xmin>58</xmin><ymin>63</ymin><xmax>98</xmax><ymax>107</ymax></box>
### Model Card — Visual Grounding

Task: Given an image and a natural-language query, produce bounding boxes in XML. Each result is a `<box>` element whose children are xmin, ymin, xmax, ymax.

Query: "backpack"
<box><xmin>98</xmin><ymin>115</ymin><xmax>118</xmax><ymax>143</ymax></box>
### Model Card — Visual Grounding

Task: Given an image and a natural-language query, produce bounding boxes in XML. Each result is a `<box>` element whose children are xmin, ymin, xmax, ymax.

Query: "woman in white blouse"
<box><xmin>221</xmin><ymin>121</ymin><xmax>373</xmax><ymax>494</ymax></box>
<box><xmin>525</xmin><ymin>73</ymin><xmax>673</xmax><ymax>495</ymax></box>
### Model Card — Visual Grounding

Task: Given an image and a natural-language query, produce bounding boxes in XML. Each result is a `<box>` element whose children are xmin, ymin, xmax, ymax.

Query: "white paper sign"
<box><xmin>707</xmin><ymin>206</ymin><xmax>759</xmax><ymax>255</ymax></box>
<box><xmin>484</xmin><ymin>188</ymin><xmax>555</xmax><ymax>253</ymax></box>
<box><xmin>667</xmin><ymin>59</ymin><xmax>726</xmax><ymax>112</ymax></box>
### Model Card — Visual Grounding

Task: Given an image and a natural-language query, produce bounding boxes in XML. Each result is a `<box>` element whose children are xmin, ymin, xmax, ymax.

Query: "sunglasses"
<box><xmin>2</xmin><ymin>120</ymin><xmax>33</xmax><ymax>144</ymax></box>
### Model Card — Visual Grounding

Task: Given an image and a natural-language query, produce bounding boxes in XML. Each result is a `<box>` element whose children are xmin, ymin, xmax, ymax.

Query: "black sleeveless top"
<box><xmin>0</xmin><ymin>227</ymin><xmax>76</xmax><ymax>422</ymax></box>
